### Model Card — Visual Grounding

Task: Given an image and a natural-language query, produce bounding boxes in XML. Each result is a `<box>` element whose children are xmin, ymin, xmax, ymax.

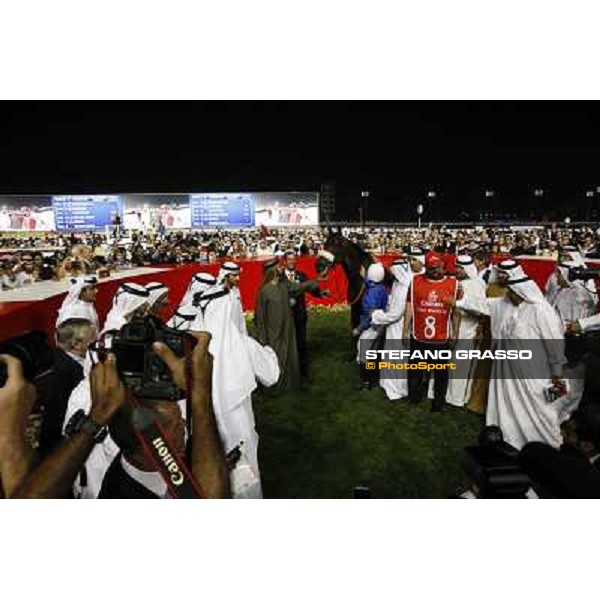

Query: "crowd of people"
<box><xmin>3</xmin><ymin>222</ymin><xmax>600</xmax><ymax>498</ymax></box>
<box><xmin>353</xmin><ymin>240</ymin><xmax>600</xmax><ymax>496</ymax></box>
<box><xmin>0</xmin><ymin>251</ymin><xmax>330</xmax><ymax>499</ymax></box>
<box><xmin>3</xmin><ymin>222</ymin><xmax>600</xmax><ymax>291</ymax></box>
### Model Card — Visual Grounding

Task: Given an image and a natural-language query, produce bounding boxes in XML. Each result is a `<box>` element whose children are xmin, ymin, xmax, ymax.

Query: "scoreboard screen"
<box><xmin>190</xmin><ymin>194</ymin><xmax>255</xmax><ymax>228</ymax></box>
<box><xmin>52</xmin><ymin>195</ymin><xmax>123</xmax><ymax>231</ymax></box>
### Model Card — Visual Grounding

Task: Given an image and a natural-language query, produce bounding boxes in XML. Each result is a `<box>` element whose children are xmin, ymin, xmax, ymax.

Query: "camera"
<box><xmin>462</xmin><ymin>426</ymin><xmax>531</xmax><ymax>498</ymax></box>
<box><xmin>109</xmin><ymin>316</ymin><xmax>197</xmax><ymax>401</ymax></box>
<box><xmin>0</xmin><ymin>331</ymin><xmax>54</xmax><ymax>388</ymax></box>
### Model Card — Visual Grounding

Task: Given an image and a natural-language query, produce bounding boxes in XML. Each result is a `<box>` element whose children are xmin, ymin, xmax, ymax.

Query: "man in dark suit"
<box><xmin>283</xmin><ymin>251</ymin><xmax>327</xmax><ymax>381</ymax></box>
<box><xmin>38</xmin><ymin>318</ymin><xmax>97</xmax><ymax>457</ymax></box>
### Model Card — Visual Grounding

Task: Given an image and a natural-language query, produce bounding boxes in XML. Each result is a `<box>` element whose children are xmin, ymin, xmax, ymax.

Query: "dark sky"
<box><xmin>1</xmin><ymin>101</ymin><xmax>599</xmax><ymax>221</ymax></box>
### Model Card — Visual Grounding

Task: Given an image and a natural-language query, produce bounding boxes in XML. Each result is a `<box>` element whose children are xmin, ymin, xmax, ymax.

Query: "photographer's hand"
<box><xmin>89</xmin><ymin>353</ymin><xmax>127</xmax><ymax>426</ymax></box>
<box><xmin>0</xmin><ymin>355</ymin><xmax>37</xmax><ymax>441</ymax></box>
<box><xmin>0</xmin><ymin>355</ymin><xmax>36</xmax><ymax>497</ymax></box>
<box><xmin>153</xmin><ymin>333</ymin><xmax>230</xmax><ymax>498</ymax></box>
<box><xmin>11</xmin><ymin>354</ymin><xmax>127</xmax><ymax>499</ymax></box>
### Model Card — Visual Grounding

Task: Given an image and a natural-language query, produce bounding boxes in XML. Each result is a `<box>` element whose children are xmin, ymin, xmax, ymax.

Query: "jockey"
<box><xmin>354</xmin><ymin>262</ymin><xmax>388</xmax><ymax>390</ymax></box>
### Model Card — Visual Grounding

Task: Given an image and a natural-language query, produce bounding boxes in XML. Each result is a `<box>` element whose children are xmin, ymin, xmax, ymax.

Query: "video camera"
<box><xmin>107</xmin><ymin>316</ymin><xmax>197</xmax><ymax>401</ymax></box>
<box><xmin>462</xmin><ymin>426</ymin><xmax>531</xmax><ymax>498</ymax></box>
<box><xmin>0</xmin><ymin>331</ymin><xmax>54</xmax><ymax>388</ymax></box>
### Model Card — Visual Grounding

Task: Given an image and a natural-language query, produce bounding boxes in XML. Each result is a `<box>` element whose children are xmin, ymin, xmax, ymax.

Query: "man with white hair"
<box><xmin>39</xmin><ymin>317</ymin><xmax>98</xmax><ymax>457</ymax></box>
<box><xmin>62</xmin><ymin>282</ymin><xmax>151</xmax><ymax>498</ymax></box>
<box><xmin>371</xmin><ymin>259</ymin><xmax>412</xmax><ymax>400</ymax></box>
<box><xmin>56</xmin><ymin>275</ymin><xmax>99</xmax><ymax>330</ymax></box>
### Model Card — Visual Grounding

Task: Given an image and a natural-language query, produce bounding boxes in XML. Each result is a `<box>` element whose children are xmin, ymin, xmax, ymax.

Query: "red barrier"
<box><xmin>0</xmin><ymin>254</ymin><xmax>577</xmax><ymax>344</ymax></box>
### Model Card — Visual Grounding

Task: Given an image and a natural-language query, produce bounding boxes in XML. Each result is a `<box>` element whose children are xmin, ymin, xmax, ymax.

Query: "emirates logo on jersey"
<box><xmin>428</xmin><ymin>290</ymin><xmax>439</xmax><ymax>303</ymax></box>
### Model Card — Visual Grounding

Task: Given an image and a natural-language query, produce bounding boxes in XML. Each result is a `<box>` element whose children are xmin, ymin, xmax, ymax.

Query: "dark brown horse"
<box><xmin>324</xmin><ymin>227</ymin><xmax>374</xmax><ymax>330</ymax></box>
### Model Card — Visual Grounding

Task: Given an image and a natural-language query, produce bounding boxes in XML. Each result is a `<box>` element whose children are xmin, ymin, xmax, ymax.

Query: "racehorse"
<box><xmin>323</xmin><ymin>227</ymin><xmax>374</xmax><ymax>331</ymax></box>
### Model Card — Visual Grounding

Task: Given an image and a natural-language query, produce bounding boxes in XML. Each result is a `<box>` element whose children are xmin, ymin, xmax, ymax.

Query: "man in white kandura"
<box><xmin>446</xmin><ymin>255</ymin><xmax>487</xmax><ymax>408</ymax></box>
<box><xmin>548</xmin><ymin>256</ymin><xmax>596</xmax><ymax>421</ymax></box>
<box><xmin>192</xmin><ymin>284</ymin><xmax>280</xmax><ymax>498</ymax></box>
<box><xmin>217</xmin><ymin>261</ymin><xmax>247</xmax><ymax>335</ymax></box>
<box><xmin>56</xmin><ymin>275</ymin><xmax>99</xmax><ymax>330</ymax></box>
<box><xmin>370</xmin><ymin>259</ymin><xmax>412</xmax><ymax>401</ymax></box>
<box><xmin>461</xmin><ymin>267</ymin><xmax>567</xmax><ymax>449</ymax></box>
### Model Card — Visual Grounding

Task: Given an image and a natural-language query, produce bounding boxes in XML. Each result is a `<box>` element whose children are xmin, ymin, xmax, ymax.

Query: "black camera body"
<box><xmin>109</xmin><ymin>316</ymin><xmax>196</xmax><ymax>401</ymax></box>
<box><xmin>462</xmin><ymin>427</ymin><xmax>531</xmax><ymax>498</ymax></box>
<box><xmin>0</xmin><ymin>331</ymin><xmax>54</xmax><ymax>388</ymax></box>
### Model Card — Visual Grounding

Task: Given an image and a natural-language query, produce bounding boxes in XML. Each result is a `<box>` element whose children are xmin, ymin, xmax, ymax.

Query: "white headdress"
<box><xmin>217</xmin><ymin>261</ymin><xmax>240</xmax><ymax>284</ymax></box>
<box><xmin>456</xmin><ymin>255</ymin><xmax>478</xmax><ymax>280</ymax></box>
<box><xmin>56</xmin><ymin>275</ymin><xmax>98</xmax><ymax>328</ymax></box>
<box><xmin>145</xmin><ymin>282</ymin><xmax>169</xmax><ymax>310</ymax></box>
<box><xmin>101</xmin><ymin>282</ymin><xmax>150</xmax><ymax>334</ymax></box>
<box><xmin>390</xmin><ymin>259</ymin><xmax>412</xmax><ymax>288</ymax></box>
<box><xmin>166</xmin><ymin>305</ymin><xmax>198</xmax><ymax>331</ymax></box>
<box><xmin>179</xmin><ymin>272</ymin><xmax>217</xmax><ymax>308</ymax></box>
<box><xmin>508</xmin><ymin>275</ymin><xmax>546</xmax><ymax>304</ymax></box>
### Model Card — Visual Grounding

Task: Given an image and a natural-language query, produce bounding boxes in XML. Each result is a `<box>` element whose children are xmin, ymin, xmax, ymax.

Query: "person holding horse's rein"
<box><xmin>254</xmin><ymin>257</ymin><xmax>328</xmax><ymax>391</ymax></box>
<box><xmin>283</xmin><ymin>250</ymin><xmax>329</xmax><ymax>382</ymax></box>
<box><xmin>403</xmin><ymin>253</ymin><xmax>461</xmax><ymax>412</ymax></box>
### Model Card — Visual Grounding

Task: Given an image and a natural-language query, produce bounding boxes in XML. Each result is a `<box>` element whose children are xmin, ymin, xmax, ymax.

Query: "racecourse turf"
<box><xmin>249</xmin><ymin>306</ymin><xmax>484</xmax><ymax>499</ymax></box>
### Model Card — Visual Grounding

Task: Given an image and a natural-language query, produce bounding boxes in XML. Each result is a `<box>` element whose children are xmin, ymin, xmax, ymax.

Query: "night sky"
<box><xmin>1</xmin><ymin>101</ymin><xmax>599</xmax><ymax>222</ymax></box>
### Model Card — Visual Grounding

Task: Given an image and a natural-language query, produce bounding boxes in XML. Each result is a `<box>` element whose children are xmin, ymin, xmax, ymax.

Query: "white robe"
<box><xmin>371</xmin><ymin>263</ymin><xmax>412</xmax><ymax>400</ymax></box>
<box><xmin>487</xmin><ymin>299</ymin><xmax>565</xmax><ymax>450</ymax></box>
<box><xmin>63</xmin><ymin>378</ymin><xmax>120</xmax><ymax>499</ymax></box>
<box><xmin>193</xmin><ymin>291</ymin><xmax>279</xmax><ymax>498</ymax></box>
<box><xmin>550</xmin><ymin>281</ymin><xmax>595</xmax><ymax>422</ymax></box>
<box><xmin>446</xmin><ymin>276</ymin><xmax>487</xmax><ymax>407</ymax></box>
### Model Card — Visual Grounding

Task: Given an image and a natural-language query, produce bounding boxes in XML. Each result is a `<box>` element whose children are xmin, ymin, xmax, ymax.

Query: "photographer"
<box><xmin>0</xmin><ymin>333</ymin><xmax>229</xmax><ymax>498</ymax></box>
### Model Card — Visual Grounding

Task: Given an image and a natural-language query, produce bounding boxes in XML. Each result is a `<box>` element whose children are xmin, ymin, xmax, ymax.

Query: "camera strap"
<box><xmin>132</xmin><ymin>402</ymin><xmax>205</xmax><ymax>499</ymax></box>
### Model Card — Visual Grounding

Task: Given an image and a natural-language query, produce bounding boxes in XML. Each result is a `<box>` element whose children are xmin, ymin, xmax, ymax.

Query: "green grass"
<box><xmin>249</xmin><ymin>307</ymin><xmax>484</xmax><ymax>498</ymax></box>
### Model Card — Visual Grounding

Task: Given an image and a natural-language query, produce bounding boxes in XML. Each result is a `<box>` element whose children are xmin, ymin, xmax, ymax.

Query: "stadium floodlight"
<box><xmin>533</xmin><ymin>188</ymin><xmax>544</xmax><ymax>197</ymax></box>
<box><xmin>417</xmin><ymin>203</ymin><xmax>424</xmax><ymax>230</ymax></box>
<box><xmin>427</xmin><ymin>190</ymin><xmax>436</xmax><ymax>198</ymax></box>
<box><xmin>586</xmin><ymin>190</ymin><xmax>595</xmax><ymax>198</ymax></box>
<box><xmin>485</xmin><ymin>189</ymin><xmax>495</xmax><ymax>198</ymax></box>
<box><xmin>565</xmin><ymin>216</ymin><xmax>572</xmax><ymax>225</ymax></box>
<box><xmin>361</xmin><ymin>191</ymin><xmax>370</xmax><ymax>198</ymax></box>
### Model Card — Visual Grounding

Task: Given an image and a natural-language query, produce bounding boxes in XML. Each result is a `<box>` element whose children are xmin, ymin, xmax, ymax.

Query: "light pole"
<box><xmin>360</xmin><ymin>190</ymin><xmax>370</xmax><ymax>231</ymax></box>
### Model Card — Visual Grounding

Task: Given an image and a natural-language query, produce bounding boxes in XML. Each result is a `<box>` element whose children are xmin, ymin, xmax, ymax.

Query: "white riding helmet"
<box><xmin>367</xmin><ymin>262</ymin><xmax>385</xmax><ymax>283</ymax></box>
